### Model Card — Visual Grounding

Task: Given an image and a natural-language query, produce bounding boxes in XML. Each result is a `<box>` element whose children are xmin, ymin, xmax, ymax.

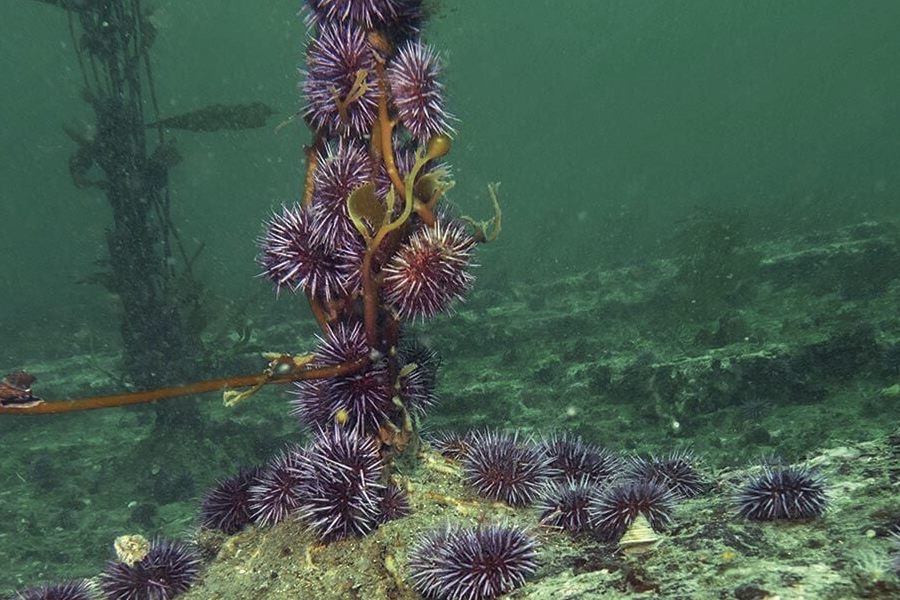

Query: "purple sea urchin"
<box><xmin>407</xmin><ymin>526</ymin><xmax>452</xmax><ymax>597</ymax></box>
<box><xmin>309</xmin><ymin>139</ymin><xmax>373</xmax><ymax>249</ymax></box>
<box><xmin>540</xmin><ymin>433</ymin><xmax>622</xmax><ymax>485</ymax></box>
<box><xmin>426</xmin><ymin>430</ymin><xmax>470</xmax><ymax>461</ymax></box>
<box><xmin>257</xmin><ymin>204</ymin><xmax>346</xmax><ymax>300</ymax></box>
<box><xmin>200</xmin><ymin>467</ymin><xmax>263</xmax><ymax>534</ymax></box>
<box><xmin>736</xmin><ymin>464</ymin><xmax>827</xmax><ymax>520</ymax></box>
<box><xmin>536</xmin><ymin>477</ymin><xmax>599</xmax><ymax>534</ymax></box>
<box><xmin>294</xmin><ymin>425</ymin><xmax>384</xmax><ymax>541</ymax></box>
<box><xmin>323</xmin><ymin>361</ymin><xmax>393</xmax><ymax>435</ymax></box>
<box><xmin>306</xmin><ymin>0</ymin><xmax>403</xmax><ymax>29</ymax></box>
<box><xmin>290</xmin><ymin>322</ymin><xmax>395</xmax><ymax>435</ymax></box>
<box><xmin>249</xmin><ymin>447</ymin><xmax>307</xmax><ymax>526</ymax></box>
<box><xmin>289</xmin><ymin>378</ymin><xmax>332</xmax><ymax>430</ymax></box>
<box><xmin>100</xmin><ymin>539</ymin><xmax>200</xmax><ymax>600</ymax></box>
<box><xmin>13</xmin><ymin>580</ymin><xmax>95</xmax><ymax>600</ymax></box>
<box><xmin>382</xmin><ymin>218</ymin><xmax>476</xmax><ymax>321</ymax></box>
<box><xmin>316</xmin><ymin>321</ymin><xmax>370</xmax><ymax>365</ymax></box>
<box><xmin>627</xmin><ymin>449</ymin><xmax>705</xmax><ymax>499</ymax></box>
<box><xmin>377</xmin><ymin>484</ymin><xmax>411</xmax><ymax>523</ymax></box>
<box><xmin>462</xmin><ymin>430</ymin><xmax>555</xmax><ymax>506</ymax></box>
<box><xmin>303</xmin><ymin>22</ymin><xmax>377</xmax><ymax>137</ymax></box>
<box><xmin>387</xmin><ymin>40</ymin><xmax>453</xmax><ymax>141</ymax></box>
<box><xmin>588</xmin><ymin>480</ymin><xmax>676</xmax><ymax>542</ymax></box>
<box><xmin>396</xmin><ymin>359</ymin><xmax>438</xmax><ymax>419</ymax></box>
<box><xmin>408</xmin><ymin>523</ymin><xmax>538</xmax><ymax>600</ymax></box>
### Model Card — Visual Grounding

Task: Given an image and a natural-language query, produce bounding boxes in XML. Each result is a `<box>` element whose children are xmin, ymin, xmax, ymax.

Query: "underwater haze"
<box><xmin>2</xmin><ymin>1</ymin><xmax>899</xmax><ymax>357</ymax></box>
<box><xmin>2</xmin><ymin>1</ymin><xmax>900</xmax><ymax>597</ymax></box>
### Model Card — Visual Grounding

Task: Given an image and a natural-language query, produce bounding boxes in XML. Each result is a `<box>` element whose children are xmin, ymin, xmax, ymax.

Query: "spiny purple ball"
<box><xmin>377</xmin><ymin>484</ymin><xmax>411</xmax><ymax>523</ymax></box>
<box><xmin>12</xmin><ymin>580</ymin><xmax>95</xmax><ymax>600</ymax></box>
<box><xmin>99</xmin><ymin>539</ymin><xmax>200</xmax><ymax>600</ymax></box>
<box><xmin>290</xmin><ymin>322</ymin><xmax>391</xmax><ymax>434</ymax></box>
<box><xmin>290</xmin><ymin>378</ymin><xmax>332</xmax><ymax>431</ymax></box>
<box><xmin>324</xmin><ymin>361</ymin><xmax>393</xmax><ymax>436</ymax></box>
<box><xmin>426</xmin><ymin>430</ymin><xmax>470</xmax><ymax>461</ymax></box>
<box><xmin>627</xmin><ymin>449</ymin><xmax>705</xmax><ymax>499</ymax></box>
<box><xmin>736</xmin><ymin>464</ymin><xmax>827</xmax><ymax>520</ymax></box>
<box><xmin>462</xmin><ymin>430</ymin><xmax>555</xmax><ymax>506</ymax></box>
<box><xmin>200</xmin><ymin>466</ymin><xmax>262</xmax><ymax>534</ymax></box>
<box><xmin>306</xmin><ymin>0</ymin><xmax>407</xmax><ymax>29</ymax></box>
<box><xmin>257</xmin><ymin>204</ymin><xmax>346</xmax><ymax>300</ymax></box>
<box><xmin>387</xmin><ymin>40</ymin><xmax>453</xmax><ymax>141</ymax></box>
<box><xmin>294</xmin><ymin>425</ymin><xmax>384</xmax><ymax>541</ymax></box>
<box><xmin>303</xmin><ymin>22</ymin><xmax>377</xmax><ymax>137</ymax></box>
<box><xmin>588</xmin><ymin>480</ymin><xmax>676</xmax><ymax>542</ymax></box>
<box><xmin>316</xmin><ymin>321</ymin><xmax>370</xmax><ymax>365</ymax></box>
<box><xmin>309</xmin><ymin>139</ymin><xmax>373</xmax><ymax>249</ymax></box>
<box><xmin>536</xmin><ymin>477</ymin><xmax>600</xmax><ymax>534</ymax></box>
<box><xmin>408</xmin><ymin>523</ymin><xmax>538</xmax><ymax>600</ymax></box>
<box><xmin>382</xmin><ymin>217</ymin><xmax>476</xmax><ymax>321</ymax></box>
<box><xmin>249</xmin><ymin>447</ymin><xmax>307</xmax><ymax>526</ymax></box>
<box><xmin>540</xmin><ymin>433</ymin><xmax>622</xmax><ymax>485</ymax></box>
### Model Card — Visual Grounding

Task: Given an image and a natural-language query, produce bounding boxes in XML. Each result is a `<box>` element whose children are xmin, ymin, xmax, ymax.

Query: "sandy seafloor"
<box><xmin>2</xmin><ymin>219</ymin><xmax>900</xmax><ymax>599</ymax></box>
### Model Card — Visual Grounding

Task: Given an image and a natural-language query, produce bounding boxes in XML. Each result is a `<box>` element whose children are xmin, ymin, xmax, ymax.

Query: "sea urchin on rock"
<box><xmin>377</xmin><ymin>484</ymin><xmax>411</xmax><ymax>524</ymax></box>
<box><xmin>540</xmin><ymin>433</ymin><xmax>623</xmax><ymax>485</ymax></box>
<box><xmin>736</xmin><ymin>464</ymin><xmax>827</xmax><ymax>520</ymax></box>
<box><xmin>294</xmin><ymin>425</ymin><xmax>385</xmax><ymax>541</ymax></box>
<box><xmin>99</xmin><ymin>539</ymin><xmax>200</xmax><ymax>600</ymax></box>
<box><xmin>408</xmin><ymin>523</ymin><xmax>538</xmax><ymax>600</ymax></box>
<box><xmin>462</xmin><ymin>429</ymin><xmax>555</xmax><ymax>506</ymax></box>
<box><xmin>249</xmin><ymin>447</ymin><xmax>307</xmax><ymax>526</ymax></box>
<box><xmin>536</xmin><ymin>477</ymin><xmax>599</xmax><ymax>534</ymax></box>
<box><xmin>200</xmin><ymin>466</ymin><xmax>263</xmax><ymax>534</ymax></box>
<box><xmin>12</xmin><ymin>580</ymin><xmax>95</xmax><ymax>600</ymax></box>
<box><xmin>627</xmin><ymin>449</ymin><xmax>706</xmax><ymax>499</ymax></box>
<box><xmin>588</xmin><ymin>480</ymin><xmax>676</xmax><ymax>542</ymax></box>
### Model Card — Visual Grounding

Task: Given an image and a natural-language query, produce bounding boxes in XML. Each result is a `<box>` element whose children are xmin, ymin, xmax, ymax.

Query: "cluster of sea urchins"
<box><xmin>258</xmin><ymin>0</ymin><xmax>473</xmax><ymax>444</ymax></box>
<box><xmin>214</xmin><ymin>0</ymin><xmax>467</xmax><ymax>550</ymax></box>
<box><xmin>200</xmin><ymin>424</ymin><xmax>409</xmax><ymax>542</ymax></box>
<box><xmin>7</xmin><ymin>539</ymin><xmax>200</xmax><ymax>600</ymax></box>
<box><xmin>9</xmin><ymin>3</ymin><xmax>468</xmax><ymax>600</ymax></box>
<box><xmin>98</xmin><ymin>539</ymin><xmax>200</xmax><ymax>600</ymax></box>
<box><xmin>447</xmin><ymin>430</ymin><xmax>698</xmax><ymax>542</ymax></box>
<box><xmin>437</xmin><ymin>431</ymin><xmax>831</xmax><ymax>543</ymax></box>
